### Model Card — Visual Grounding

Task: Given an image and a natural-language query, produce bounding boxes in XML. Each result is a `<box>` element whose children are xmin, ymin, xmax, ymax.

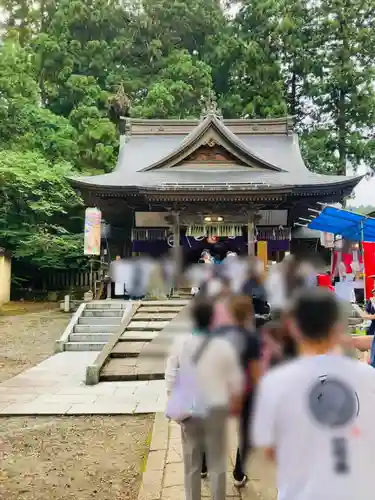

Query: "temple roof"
<box><xmin>71</xmin><ymin>115</ymin><xmax>362</xmax><ymax>195</ymax></box>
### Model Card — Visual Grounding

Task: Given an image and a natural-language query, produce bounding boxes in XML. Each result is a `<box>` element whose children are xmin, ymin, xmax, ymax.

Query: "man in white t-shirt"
<box><xmin>252</xmin><ymin>287</ymin><xmax>375</xmax><ymax>500</ymax></box>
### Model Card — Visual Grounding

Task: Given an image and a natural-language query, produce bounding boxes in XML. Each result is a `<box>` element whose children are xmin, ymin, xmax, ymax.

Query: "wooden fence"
<box><xmin>42</xmin><ymin>270</ymin><xmax>100</xmax><ymax>291</ymax></box>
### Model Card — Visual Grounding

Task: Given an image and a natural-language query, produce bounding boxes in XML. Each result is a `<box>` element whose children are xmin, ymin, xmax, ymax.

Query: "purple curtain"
<box><xmin>266</xmin><ymin>240</ymin><xmax>290</xmax><ymax>252</ymax></box>
<box><xmin>132</xmin><ymin>236</ymin><xmax>289</xmax><ymax>257</ymax></box>
<box><xmin>132</xmin><ymin>240</ymin><xmax>169</xmax><ymax>254</ymax></box>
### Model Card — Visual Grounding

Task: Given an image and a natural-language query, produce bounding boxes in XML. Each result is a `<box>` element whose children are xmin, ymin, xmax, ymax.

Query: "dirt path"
<box><xmin>0</xmin><ymin>306</ymin><xmax>154</xmax><ymax>500</ymax></box>
<box><xmin>0</xmin><ymin>307</ymin><xmax>69</xmax><ymax>383</ymax></box>
<box><xmin>0</xmin><ymin>415</ymin><xmax>153</xmax><ymax>500</ymax></box>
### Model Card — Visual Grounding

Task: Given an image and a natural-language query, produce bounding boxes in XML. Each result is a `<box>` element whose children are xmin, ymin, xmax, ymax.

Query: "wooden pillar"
<box><xmin>172</xmin><ymin>211</ymin><xmax>181</xmax><ymax>289</ymax></box>
<box><xmin>247</xmin><ymin>215</ymin><xmax>255</xmax><ymax>257</ymax></box>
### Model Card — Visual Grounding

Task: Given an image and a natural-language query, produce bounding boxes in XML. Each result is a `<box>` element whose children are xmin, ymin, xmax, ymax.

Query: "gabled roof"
<box><xmin>70</xmin><ymin>116</ymin><xmax>363</xmax><ymax>195</ymax></box>
<box><xmin>140</xmin><ymin>114</ymin><xmax>283</xmax><ymax>172</ymax></box>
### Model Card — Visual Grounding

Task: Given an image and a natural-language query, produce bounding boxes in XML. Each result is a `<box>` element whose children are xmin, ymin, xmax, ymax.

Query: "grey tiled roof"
<box><xmin>71</xmin><ymin>119</ymin><xmax>362</xmax><ymax>192</ymax></box>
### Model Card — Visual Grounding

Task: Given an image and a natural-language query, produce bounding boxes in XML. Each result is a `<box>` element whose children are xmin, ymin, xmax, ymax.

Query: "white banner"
<box><xmin>135</xmin><ymin>212</ymin><xmax>170</xmax><ymax>227</ymax></box>
<box><xmin>84</xmin><ymin>208</ymin><xmax>101</xmax><ymax>256</ymax></box>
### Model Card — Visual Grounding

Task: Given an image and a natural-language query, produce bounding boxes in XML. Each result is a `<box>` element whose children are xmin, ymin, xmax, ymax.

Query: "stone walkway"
<box><xmin>139</xmin><ymin>414</ymin><xmax>277</xmax><ymax>500</ymax></box>
<box><xmin>0</xmin><ymin>351</ymin><xmax>167</xmax><ymax>415</ymax></box>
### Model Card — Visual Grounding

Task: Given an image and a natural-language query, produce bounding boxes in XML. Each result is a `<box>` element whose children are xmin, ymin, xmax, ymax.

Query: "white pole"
<box><xmin>64</xmin><ymin>295</ymin><xmax>70</xmax><ymax>313</ymax></box>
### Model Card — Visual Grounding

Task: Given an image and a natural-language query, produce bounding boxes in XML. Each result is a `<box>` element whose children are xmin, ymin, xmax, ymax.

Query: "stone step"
<box><xmin>69</xmin><ymin>333</ymin><xmax>112</xmax><ymax>343</ymax></box>
<box><xmin>132</xmin><ymin>312</ymin><xmax>177</xmax><ymax>321</ymax></box>
<box><xmin>78</xmin><ymin>316</ymin><xmax>122</xmax><ymax>325</ymax></box>
<box><xmin>139</xmin><ymin>306</ymin><xmax>183</xmax><ymax>313</ymax></box>
<box><xmin>64</xmin><ymin>342</ymin><xmax>106</xmax><ymax>351</ymax></box>
<box><xmin>100</xmin><ymin>358</ymin><xmax>164</xmax><ymax>381</ymax></box>
<box><xmin>349</xmin><ymin>317</ymin><xmax>362</xmax><ymax>325</ymax></box>
<box><xmin>83</xmin><ymin>309</ymin><xmax>124</xmax><ymax>318</ymax></box>
<box><xmin>120</xmin><ymin>331</ymin><xmax>159</xmax><ymax>341</ymax></box>
<box><xmin>74</xmin><ymin>324</ymin><xmax>119</xmax><ymax>334</ymax></box>
<box><xmin>111</xmin><ymin>341</ymin><xmax>148</xmax><ymax>357</ymax></box>
<box><xmin>86</xmin><ymin>301</ymin><xmax>128</xmax><ymax>309</ymax></box>
<box><xmin>141</xmin><ymin>300</ymin><xmax>189</xmax><ymax>306</ymax></box>
<box><xmin>126</xmin><ymin>321</ymin><xmax>168</xmax><ymax>331</ymax></box>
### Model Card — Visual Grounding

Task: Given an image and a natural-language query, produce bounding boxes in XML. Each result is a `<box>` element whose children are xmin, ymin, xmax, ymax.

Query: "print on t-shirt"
<box><xmin>308</xmin><ymin>375</ymin><xmax>359</xmax><ymax>474</ymax></box>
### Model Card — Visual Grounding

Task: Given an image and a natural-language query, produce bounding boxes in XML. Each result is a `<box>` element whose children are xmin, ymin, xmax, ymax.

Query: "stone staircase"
<box><xmin>64</xmin><ymin>302</ymin><xmax>128</xmax><ymax>351</ymax></box>
<box><xmin>171</xmin><ymin>287</ymin><xmax>192</xmax><ymax>299</ymax></box>
<box><xmin>100</xmin><ymin>299</ymin><xmax>190</xmax><ymax>381</ymax></box>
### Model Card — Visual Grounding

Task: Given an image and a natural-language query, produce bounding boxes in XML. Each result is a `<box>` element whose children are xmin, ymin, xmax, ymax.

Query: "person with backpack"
<box><xmin>165</xmin><ymin>298</ymin><xmax>244</xmax><ymax>500</ymax></box>
<box><xmin>228</xmin><ymin>295</ymin><xmax>262</xmax><ymax>487</ymax></box>
<box><xmin>201</xmin><ymin>295</ymin><xmax>261</xmax><ymax>487</ymax></box>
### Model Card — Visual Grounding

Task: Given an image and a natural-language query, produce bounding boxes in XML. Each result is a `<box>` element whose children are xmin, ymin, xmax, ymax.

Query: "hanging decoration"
<box><xmin>84</xmin><ymin>207</ymin><xmax>102</xmax><ymax>256</ymax></box>
<box><xmin>206</xmin><ymin>224</ymin><xmax>242</xmax><ymax>238</ymax></box>
<box><xmin>167</xmin><ymin>234</ymin><xmax>175</xmax><ymax>247</ymax></box>
<box><xmin>187</xmin><ymin>224</ymin><xmax>242</xmax><ymax>240</ymax></box>
<box><xmin>187</xmin><ymin>225</ymin><xmax>206</xmax><ymax>238</ymax></box>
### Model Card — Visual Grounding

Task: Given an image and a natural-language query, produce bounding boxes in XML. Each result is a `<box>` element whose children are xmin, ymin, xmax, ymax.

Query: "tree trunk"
<box><xmin>338</xmin><ymin>88</ymin><xmax>346</xmax><ymax>175</ymax></box>
<box><xmin>290</xmin><ymin>68</ymin><xmax>297</xmax><ymax>117</ymax></box>
<box><xmin>337</xmin><ymin>11</ymin><xmax>349</xmax><ymax>176</ymax></box>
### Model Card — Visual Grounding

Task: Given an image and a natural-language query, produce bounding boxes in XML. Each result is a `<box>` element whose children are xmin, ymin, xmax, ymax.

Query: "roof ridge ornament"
<box><xmin>200</xmin><ymin>91</ymin><xmax>223</xmax><ymax>121</ymax></box>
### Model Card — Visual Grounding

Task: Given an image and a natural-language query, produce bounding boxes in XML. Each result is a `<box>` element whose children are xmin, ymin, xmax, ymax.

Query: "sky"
<box><xmin>346</xmin><ymin>164</ymin><xmax>375</xmax><ymax>208</ymax></box>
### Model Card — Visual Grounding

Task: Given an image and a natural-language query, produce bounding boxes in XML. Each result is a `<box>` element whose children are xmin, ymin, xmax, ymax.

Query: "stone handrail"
<box><xmin>85</xmin><ymin>302</ymin><xmax>140</xmax><ymax>385</ymax></box>
<box><xmin>55</xmin><ymin>302</ymin><xmax>87</xmax><ymax>353</ymax></box>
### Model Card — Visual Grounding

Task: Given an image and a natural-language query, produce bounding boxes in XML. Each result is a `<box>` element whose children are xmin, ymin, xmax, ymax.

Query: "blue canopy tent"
<box><xmin>302</xmin><ymin>205</ymin><xmax>375</xmax><ymax>300</ymax></box>
<box><xmin>307</xmin><ymin>206</ymin><xmax>375</xmax><ymax>243</ymax></box>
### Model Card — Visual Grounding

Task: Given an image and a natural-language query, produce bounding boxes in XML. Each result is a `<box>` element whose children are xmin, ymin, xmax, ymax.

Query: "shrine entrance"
<box><xmin>182</xmin><ymin>219</ymin><xmax>246</xmax><ymax>264</ymax></box>
<box><xmin>182</xmin><ymin>236</ymin><xmax>246</xmax><ymax>266</ymax></box>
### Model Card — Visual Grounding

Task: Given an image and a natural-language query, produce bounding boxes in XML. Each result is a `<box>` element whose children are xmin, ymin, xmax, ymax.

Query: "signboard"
<box><xmin>258</xmin><ymin>210</ymin><xmax>288</xmax><ymax>226</ymax></box>
<box><xmin>84</xmin><ymin>208</ymin><xmax>101</xmax><ymax>256</ymax></box>
<box><xmin>135</xmin><ymin>212</ymin><xmax>170</xmax><ymax>228</ymax></box>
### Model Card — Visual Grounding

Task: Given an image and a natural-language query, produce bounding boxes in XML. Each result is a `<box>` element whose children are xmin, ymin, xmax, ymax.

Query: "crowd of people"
<box><xmin>164</xmin><ymin>253</ymin><xmax>375</xmax><ymax>500</ymax></box>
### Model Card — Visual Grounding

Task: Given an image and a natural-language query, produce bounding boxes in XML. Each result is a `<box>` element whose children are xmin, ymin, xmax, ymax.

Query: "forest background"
<box><xmin>0</xmin><ymin>0</ymin><xmax>374</xmax><ymax>276</ymax></box>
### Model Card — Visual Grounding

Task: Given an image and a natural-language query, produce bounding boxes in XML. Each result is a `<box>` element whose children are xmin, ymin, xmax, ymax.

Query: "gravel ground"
<box><xmin>0</xmin><ymin>306</ymin><xmax>69</xmax><ymax>383</ymax></box>
<box><xmin>0</xmin><ymin>306</ymin><xmax>154</xmax><ymax>500</ymax></box>
<box><xmin>0</xmin><ymin>415</ymin><xmax>153</xmax><ymax>500</ymax></box>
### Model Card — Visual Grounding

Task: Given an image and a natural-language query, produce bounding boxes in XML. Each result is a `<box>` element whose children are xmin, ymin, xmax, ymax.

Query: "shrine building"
<box><xmin>70</xmin><ymin>107</ymin><xmax>362</xmax><ymax>264</ymax></box>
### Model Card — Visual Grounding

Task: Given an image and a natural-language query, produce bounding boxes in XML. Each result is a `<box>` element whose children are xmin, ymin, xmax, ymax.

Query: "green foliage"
<box><xmin>0</xmin><ymin>150</ymin><xmax>84</xmax><ymax>269</ymax></box>
<box><xmin>302</xmin><ymin>0</ymin><xmax>375</xmax><ymax>174</ymax></box>
<box><xmin>0</xmin><ymin>0</ymin><xmax>375</xmax><ymax>273</ymax></box>
<box><xmin>133</xmin><ymin>50</ymin><xmax>213</xmax><ymax>118</ymax></box>
<box><xmin>69</xmin><ymin>105</ymin><xmax>118</xmax><ymax>172</ymax></box>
